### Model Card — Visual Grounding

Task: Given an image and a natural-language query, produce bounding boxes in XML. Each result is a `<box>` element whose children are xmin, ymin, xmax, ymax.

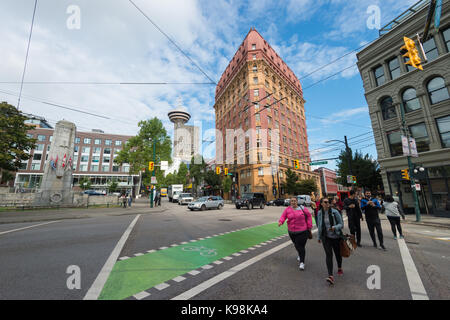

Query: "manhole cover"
<box><xmin>218</xmin><ymin>219</ymin><xmax>232</xmax><ymax>221</ymax></box>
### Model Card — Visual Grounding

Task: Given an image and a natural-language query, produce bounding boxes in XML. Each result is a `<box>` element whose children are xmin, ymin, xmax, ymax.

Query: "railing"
<box><xmin>379</xmin><ymin>0</ymin><xmax>430</xmax><ymax>36</ymax></box>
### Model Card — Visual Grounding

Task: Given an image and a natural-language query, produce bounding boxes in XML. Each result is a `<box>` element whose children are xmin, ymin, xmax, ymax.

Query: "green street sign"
<box><xmin>309</xmin><ymin>161</ymin><xmax>328</xmax><ymax>166</ymax></box>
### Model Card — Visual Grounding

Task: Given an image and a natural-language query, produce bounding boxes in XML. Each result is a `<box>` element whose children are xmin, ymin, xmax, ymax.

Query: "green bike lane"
<box><xmin>99</xmin><ymin>222</ymin><xmax>296</xmax><ymax>300</ymax></box>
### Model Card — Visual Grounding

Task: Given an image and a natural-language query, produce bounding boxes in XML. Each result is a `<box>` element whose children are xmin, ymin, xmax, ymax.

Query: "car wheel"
<box><xmin>260</xmin><ymin>203</ymin><xmax>265</xmax><ymax>209</ymax></box>
<box><xmin>189</xmin><ymin>209</ymin><xmax>193</xmax><ymax>211</ymax></box>
<box><xmin>236</xmin><ymin>205</ymin><xmax>240</xmax><ymax>209</ymax></box>
<box><xmin>201</xmin><ymin>205</ymin><xmax>206</xmax><ymax>211</ymax></box>
<box><xmin>218</xmin><ymin>204</ymin><xmax>223</xmax><ymax>210</ymax></box>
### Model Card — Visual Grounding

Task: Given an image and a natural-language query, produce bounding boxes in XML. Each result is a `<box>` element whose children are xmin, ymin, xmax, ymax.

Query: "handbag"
<box><xmin>303</xmin><ymin>208</ymin><xmax>313</xmax><ymax>239</ymax></box>
<box><xmin>340</xmin><ymin>234</ymin><xmax>357</xmax><ymax>258</ymax></box>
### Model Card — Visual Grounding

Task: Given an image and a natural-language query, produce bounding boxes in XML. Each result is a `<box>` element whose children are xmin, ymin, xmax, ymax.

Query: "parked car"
<box><xmin>284</xmin><ymin>199</ymin><xmax>290</xmax><ymax>206</ymax></box>
<box><xmin>271</xmin><ymin>198</ymin><xmax>286</xmax><ymax>206</ymax></box>
<box><xmin>297</xmin><ymin>195</ymin><xmax>311</xmax><ymax>206</ymax></box>
<box><xmin>188</xmin><ymin>196</ymin><xmax>224</xmax><ymax>211</ymax></box>
<box><xmin>84</xmin><ymin>190</ymin><xmax>105</xmax><ymax>196</ymax></box>
<box><xmin>235</xmin><ymin>193</ymin><xmax>266</xmax><ymax>210</ymax></box>
<box><xmin>178</xmin><ymin>193</ymin><xmax>194</xmax><ymax>205</ymax></box>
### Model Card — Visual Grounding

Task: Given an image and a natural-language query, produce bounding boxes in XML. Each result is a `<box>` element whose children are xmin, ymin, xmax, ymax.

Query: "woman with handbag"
<box><xmin>278</xmin><ymin>197</ymin><xmax>313</xmax><ymax>271</ymax></box>
<box><xmin>317</xmin><ymin>198</ymin><xmax>344</xmax><ymax>285</ymax></box>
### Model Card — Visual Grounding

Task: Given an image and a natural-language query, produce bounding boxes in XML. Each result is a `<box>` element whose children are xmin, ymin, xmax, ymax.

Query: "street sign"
<box><xmin>435</xmin><ymin>0</ymin><xmax>442</xmax><ymax>30</ymax></box>
<box><xmin>151</xmin><ymin>176</ymin><xmax>157</xmax><ymax>184</ymax></box>
<box><xmin>415</xmin><ymin>183</ymin><xmax>421</xmax><ymax>191</ymax></box>
<box><xmin>310</xmin><ymin>161</ymin><xmax>328</xmax><ymax>166</ymax></box>
<box><xmin>161</xmin><ymin>161</ymin><xmax>168</xmax><ymax>171</ymax></box>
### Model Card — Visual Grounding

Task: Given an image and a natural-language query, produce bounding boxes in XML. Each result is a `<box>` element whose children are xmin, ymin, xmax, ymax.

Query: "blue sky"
<box><xmin>0</xmin><ymin>0</ymin><xmax>419</xmax><ymax>170</ymax></box>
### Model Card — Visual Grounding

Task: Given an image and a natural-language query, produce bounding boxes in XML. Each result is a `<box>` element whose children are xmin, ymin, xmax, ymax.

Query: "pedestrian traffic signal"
<box><xmin>401</xmin><ymin>36</ymin><xmax>423</xmax><ymax>70</ymax></box>
<box><xmin>294</xmin><ymin>160</ymin><xmax>300</xmax><ymax>169</ymax></box>
<box><xmin>224</xmin><ymin>168</ymin><xmax>228</xmax><ymax>175</ymax></box>
<box><xmin>216</xmin><ymin>167</ymin><xmax>221</xmax><ymax>175</ymax></box>
<box><xmin>149</xmin><ymin>161</ymin><xmax>154</xmax><ymax>171</ymax></box>
<box><xmin>401</xmin><ymin>169</ymin><xmax>410</xmax><ymax>180</ymax></box>
<box><xmin>352</xmin><ymin>176</ymin><xmax>357</xmax><ymax>184</ymax></box>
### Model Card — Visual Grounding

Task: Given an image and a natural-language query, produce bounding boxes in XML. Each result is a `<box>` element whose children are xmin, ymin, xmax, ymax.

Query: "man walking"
<box><xmin>343</xmin><ymin>190</ymin><xmax>363</xmax><ymax>247</ymax></box>
<box><xmin>361</xmin><ymin>190</ymin><xmax>386</xmax><ymax>250</ymax></box>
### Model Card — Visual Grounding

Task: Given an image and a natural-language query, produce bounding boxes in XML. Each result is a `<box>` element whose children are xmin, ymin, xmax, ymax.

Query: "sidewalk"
<box><xmin>401</xmin><ymin>214</ymin><xmax>450</xmax><ymax>229</ymax></box>
<box><xmin>0</xmin><ymin>199</ymin><xmax>167</xmax><ymax>224</ymax></box>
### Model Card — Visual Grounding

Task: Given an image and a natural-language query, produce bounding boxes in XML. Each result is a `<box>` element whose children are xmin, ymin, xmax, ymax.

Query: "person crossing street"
<box><xmin>361</xmin><ymin>190</ymin><xmax>386</xmax><ymax>250</ymax></box>
<box><xmin>344</xmin><ymin>190</ymin><xmax>363</xmax><ymax>247</ymax></box>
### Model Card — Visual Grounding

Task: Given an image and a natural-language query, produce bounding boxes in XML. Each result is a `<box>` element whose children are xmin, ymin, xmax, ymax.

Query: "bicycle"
<box><xmin>181</xmin><ymin>245</ymin><xmax>218</xmax><ymax>257</ymax></box>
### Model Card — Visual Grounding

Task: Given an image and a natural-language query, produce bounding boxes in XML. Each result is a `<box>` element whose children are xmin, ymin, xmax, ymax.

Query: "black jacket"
<box><xmin>343</xmin><ymin>197</ymin><xmax>362</xmax><ymax>220</ymax></box>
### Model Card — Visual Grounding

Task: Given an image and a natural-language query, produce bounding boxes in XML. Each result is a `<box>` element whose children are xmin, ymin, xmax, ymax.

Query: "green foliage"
<box><xmin>0</xmin><ymin>102</ymin><xmax>36</xmax><ymax>172</ymax></box>
<box><xmin>336</xmin><ymin>150</ymin><xmax>383</xmax><ymax>191</ymax></box>
<box><xmin>79</xmin><ymin>176</ymin><xmax>92</xmax><ymax>190</ymax></box>
<box><xmin>108</xmin><ymin>181</ymin><xmax>118</xmax><ymax>193</ymax></box>
<box><xmin>189</xmin><ymin>155</ymin><xmax>207</xmax><ymax>190</ymax></box>
<box><xmin>1</xmin><ymin>170</ymin><xmax>14</xmax><ymax>184</ymax></box>
<box><xmin>204</xmin><ymin>170</ymin><xmax>222</xmax><ymax>189</ymax></box>
<box><xmin>223</xmin><ymin>176</ymin><xmax>232</xmax><ymax>193</ymax></box>
<box><xmin>114</xmin><ymin>117</ymin><xmax>172</xmax><ymax>175</ymax></box>
<box><xmin>177</xmin><ymin>162</ymin><xmax>189</xmax><ymax>185</ymax></box>
<box><xmin>283</xmin><ymin>168</ymin><xmax>299</xmax><ymax>195</ymax></box>
<box><xmin>295</xmin><ymin>179</ymin><xmax>318</xmax><ymax>195</ymax></box>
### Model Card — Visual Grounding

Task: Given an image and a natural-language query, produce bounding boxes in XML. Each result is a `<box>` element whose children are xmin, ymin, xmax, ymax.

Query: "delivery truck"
<box><xmin>168</xmin><ymin>184</ymin><xmax>183</xmax><ymax>202</ymax></box>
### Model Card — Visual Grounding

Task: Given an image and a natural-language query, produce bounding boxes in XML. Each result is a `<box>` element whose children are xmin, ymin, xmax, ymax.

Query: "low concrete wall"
<box><xmin>0</xmin><ymin>192</ymin><xmax>120</xmax><ymax>208</ymax></box>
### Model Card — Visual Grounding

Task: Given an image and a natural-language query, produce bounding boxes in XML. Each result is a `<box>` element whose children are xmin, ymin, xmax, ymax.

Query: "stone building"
<box><xmin>356</xmin><ymin>0</ymin><xmax>450</xmax><ymax>216</ymax></box>
<box><xmin>214</xmin><ymin>28</ymin><xmax>321</xmax><ymax>201</ymax></box>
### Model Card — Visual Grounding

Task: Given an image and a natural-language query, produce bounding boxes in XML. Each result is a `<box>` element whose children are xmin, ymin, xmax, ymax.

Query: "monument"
<box><xmin>34</xmin><ymin>120</ymin><xmax>76</xmax><ymax>206</ymax></box>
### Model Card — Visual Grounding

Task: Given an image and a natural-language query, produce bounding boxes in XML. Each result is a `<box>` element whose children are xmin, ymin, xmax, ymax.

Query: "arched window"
<box><xmin>380</xmin><ymin>96</ymin><xmax>396</xmax><ymax>120</ymax></box>
<box><xmin>427</xmin><ymin>77</ymin><xmax>449</xmax><ymax>105</ymax></box>
<box><xmin>402</xmin><ymin>88</ymin><xmax>421</xmax><ymax>112</ymax></box>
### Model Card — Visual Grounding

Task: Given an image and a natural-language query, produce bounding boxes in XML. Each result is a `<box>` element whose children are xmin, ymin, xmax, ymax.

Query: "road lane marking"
<box><xmin>171</xmin><ymin>228</ymin><xmax>319</xmax><ymax>300</ymax></box>
<box><xmin>133</xmin><ymin>291</ymin><xmax>150</xmax><ymax>300</ymax></box>
<box><xmin>83</xmin><ymin>214</ymin><xmax>141</xmax><ymax>300</ymax></box>
<box><xmin>397</xmin><ymin>238</ymin><xmax>429</xmax><ymax>300</ymax></box>
<box><xmin>0</xmin><ymin>221</ymin><xmax>60</xmax><ymax>236</ymax></box>
<box><xmin>154</xmin><ymin>283</ymin><xmax>170</xmax><ymax>290</ymax></box>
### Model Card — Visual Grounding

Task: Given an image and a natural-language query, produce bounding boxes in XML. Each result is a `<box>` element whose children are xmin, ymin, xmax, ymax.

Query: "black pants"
<box><xmin>322</xmin><ymin>237</ymin><xmax>342</xmax><ymax>276</ymax></box>
<box><xmin>348</xmin><ymin>215</ymin><xmax>362</xmax><ymax>245</ymax></box>
<box><xmin>366</xmin><ymin>219</ymin><xmax>384</xmax><ymax>246</ymax></box>
<box><xmin>288</xmin><ymin>230</ymin><xmax>308</xmax><ymax>263</ymax></box>
<box><xmin>387</xmin><ymin>216</ymin><xmax>403</xmax><ymax>237</ymax></box>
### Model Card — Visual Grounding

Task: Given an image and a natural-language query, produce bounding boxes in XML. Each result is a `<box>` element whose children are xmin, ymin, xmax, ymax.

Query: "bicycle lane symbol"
<box><xmin>181</xmin><ymin>245</ymin><xmax>218</xmax><ymax>257</ymax></box>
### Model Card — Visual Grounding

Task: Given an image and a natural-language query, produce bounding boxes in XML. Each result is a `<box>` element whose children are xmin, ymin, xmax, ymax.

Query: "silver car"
<box><xmin>188</xmin><ymin>196</ymin><xmax>224</xmax><ymax>211</ymax></box>
<box><xmin>178</xmin><ymin>193</ymin><xmax>194</xmax><ymax>205</ymax></box>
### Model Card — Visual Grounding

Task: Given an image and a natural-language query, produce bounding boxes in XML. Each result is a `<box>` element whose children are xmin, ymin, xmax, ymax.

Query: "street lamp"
<box><xmin>325</xmin><ymin>137</ymin><xmax>353</xmax><ymax>186</ymax></box>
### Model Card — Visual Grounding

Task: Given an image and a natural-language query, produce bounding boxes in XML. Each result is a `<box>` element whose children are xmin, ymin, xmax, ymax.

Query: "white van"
<box><xmin>296</xmin><ymin>195</ymin><xmax>311</xmax><ymax>207</ymax></box>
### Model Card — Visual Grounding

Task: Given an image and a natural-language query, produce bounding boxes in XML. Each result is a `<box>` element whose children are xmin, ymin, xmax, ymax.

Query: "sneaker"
<box><xmin>394</xmin><ymin>236</ymin><xmax>397</xmax><ymax>240</ymax></box>
<box><xmin>326</xmin><ymin>276</ymin><xmax>334</xmax><ymax>285</ymax></box>
<box><xmin>399</xmin><ymin>235</ymin><xmax>404</xmax><ymax>239</ymax></box>
<box><xmin>297</xmin><ymin>256</ymin><xmax>300</xmax><ymax>262</ymax></box>
<box><xmin>299</xmin><ymin>263</ymin><xmax>305</xmax><ymax>270</ymax></box>
<box><xmin>338</xmin><ymin>269</ymin><xmax>343</xmax><ymax>276</ymax></box>
<box><xmin>380</xmin><ymin>244</ymin><xmax>386</xmax><ymax>251</ymax></box>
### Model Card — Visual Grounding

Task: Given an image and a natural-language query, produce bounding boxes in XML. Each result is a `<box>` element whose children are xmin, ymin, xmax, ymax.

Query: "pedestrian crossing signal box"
<box><xmin>401</xmin><ymin>169</ymin><xmax>410</xmax><ymax>180</ymax></box>
<box><xmin>216</xmin><ymin>167</ymin><xmax>221</xmax><ymax>175</ymax></box>
<box><xmin>149</xmin><ymin>161</ymin><xmax>154</xmax><ymax>172</ymax></box>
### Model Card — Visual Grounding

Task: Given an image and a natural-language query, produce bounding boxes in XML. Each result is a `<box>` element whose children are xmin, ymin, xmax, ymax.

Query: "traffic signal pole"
<box><xmin>344</xmin><ymin>136</ymin><xmax>354</xmax><ymax>188</ymax></box>
<box><xmin>150</xmin><ymin>140</ymin><xmax>156</xmax><ymax>208</ymax></box>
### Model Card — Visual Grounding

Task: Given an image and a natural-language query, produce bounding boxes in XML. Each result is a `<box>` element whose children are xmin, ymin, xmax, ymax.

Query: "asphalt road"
<box><xmin>0</xmin><ymin>198</ymin><xmax>448</xmax><ymax>300</ymax></box>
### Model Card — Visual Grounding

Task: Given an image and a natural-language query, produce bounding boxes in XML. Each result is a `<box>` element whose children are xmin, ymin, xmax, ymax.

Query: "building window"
<box><xmin>115</xmin><ymin>140</ymin><xmax>122</xmax><ymax>146</ymax></box>
<box><xmin>82</xmin><ymin>147</ymin><xmax>90</xmax><ymax>154</ymax></box>
<box><xmin>374</xmin><ymin>65</ymin><xmax>385</xmax><ymax>86</ymax></box>
<box><xmin>33</xmin><ymin>153</ymin><xmax>42</xmax><ymax>161</ymax></box>
<box><xmin>35</xmin><ymin>144</ymin><xmax>45</xmax><ymax>151</ymax></box>
<box><xmin>253</xmin><ymin>77</ymin><xmax>258</xmax><ymax>84</ymax></box>
<box><xmin>84</xmin><ymin>138</ymin><xmax>91</xmax><ymax>144</ymax></box>
<box><xmin>74</xmin><ymin>146</ymin><xmax>79</xmax><ymax>153</ymax></box>
<box><xmin>409</xmin><ymin>123</ymin><xmax>430</xmax><ymax>153</ymax></box>
<box><xmin>402</xmin><ymin>88</ymin><xmax>421</xmax><ymax>112</ymax></box>
<box><xmin>92</xmin><ymin>156</ymin><xmax>100</xmax><ymax>163</ymax></box>
<box><xmin>112</xmin><ymin>166</ymin><xmax>120</xmax><ymax>172</ymax></box>
<box><xmin>104</xmin><ymin>148</ymin><xmax>111</xmax><ymax>155</ymax></box>
<box><xmin>91</xmin><ymin>165</ymin><xmax>99</xmax><ymax>172</ymax></box>
<box><xmin>80</xmin><ymin>165</ymin><xmax>88</xmax><ymax>172</ymax></box>
<box><xmin>103</xmin><ymin>156</ymin><xmax>111</xmax><ymax>163</ymax></box>
<box><xmin>105</xmin><ymin>139</ymin><xmax>112</xmax><ymax>146</ymax></box>
<box><xmin>387</xmin><ymin>131</ymin><xmax>403</xmax><ymax>157</ymax></box>
<box><xmin>254</xmin><ymin>89</ymin><xmax>259</xmax><ymax>97</ymax></box>
<box><xmin>49</xmin><ymin>136</ymin><xmax>53</xmax><ymax>142</ymax></box>
<box><xmin>423</xmin><ymin>37</ymin><xmax>439</xmax><ymax>62</ymax></box>
<box><xmin>258</xmin><ymin>167</ymin><xmax>264</xmax><ymax>176</ymax></box>
<box><xmin>403</xmin><ymin>56</ymin><xmax>416</xmax><ymax>72</ymax></box>
<box><xmin>37</xmin><ymin>135</ymin><xmax>46</xmax><ymax>142</ymax></box>
<box><xmin>94</xmin><ymin>139</ymin><xmax>101</xmax><ymax>145</ymax></box>
<box><xmin>427</xmin><ymin>77</ymin><xmax>449</xmax><ymax>105</ymax></box>
<box><xmin>380</xmin><ymin>96</ymin><xmax>396</xmax><ymax>120</ymax></box>
<box><xmin>436</xmin><ymin>116</ymin><xmax>450</xmax><ymax>148</ymax></box>
<box><xmin>81</xmin><ymin>156</ymin><xmax>89</xmax><ymax>162</ymax></box>
<box><xmin>443</xmin><ymin>27</ymin><xmax>450</xmax><ymax>52</ymax></box>
<box><xmin>31</xmin><ymin>163</ymin><xmax>41</xmax><ymax>171</ymax></box>
<box><xmin>93</xmin><ymin>147</ymin><xmax>101</xmax><ymax>154</ymax></box>
<box><xmin>267</xmin><ymin>116</ymin><xmax>272</xmax><ymax>125</ymax></box>
<box><xmin>388</xmin><ymin>57</ymin><xmax>401</xmax><ymax>80</ymax></box>
<box><xmin>252</xmin><ymin>65</ymin><xmax>257</xmax><ymax>73</ymax></box>
<box><xmin>102</xmin><ymin>165</ymin><xmax>109</xmax><ymax>172</ymax></box>
<box><xmin>252</xmin><ymin>44</ymin><xmax>256</xmax><ymax>50</ymax></box>
<box><xmin>75</xmin><ymin>137</ymin><xmax>80</xmax><ymax>144</ymax></box>
<box><xmin>255</xmin><ymin>114</ymin><xmax>260</xmax><ymax>122</ymax></box>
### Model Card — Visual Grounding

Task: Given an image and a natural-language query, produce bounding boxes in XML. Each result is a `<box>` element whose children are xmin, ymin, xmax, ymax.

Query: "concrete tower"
<box><xmin>168</xmin><ymin>106</ymin><xmax>191</xmax><ymax>160</ymax></box>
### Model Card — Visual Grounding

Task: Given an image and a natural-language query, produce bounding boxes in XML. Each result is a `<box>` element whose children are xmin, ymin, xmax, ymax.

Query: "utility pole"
<box><xmin>400</xmin><ymin>104</ymin><xmax>422</xmax><ymax>222</ymax></box>
<box><xmin>344</xmin><ymin>136</ymin><xmax>353</xmax><ymax>182</ymax></box>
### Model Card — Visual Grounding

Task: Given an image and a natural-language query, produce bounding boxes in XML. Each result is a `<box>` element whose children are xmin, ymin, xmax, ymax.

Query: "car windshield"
<box><xmin>180</xmin><ymin>194</ymin><xmax>192</xmax><ymax>198</ymax></box>
<box><xmin>242</xmin><ymin>193</ymin><xmax>253</xmax><ymax>199</ymax></box>
<box><xmin>196</xmin><ymin>197</ymin><xmax>209</xmax><ymax>202</ymax></box>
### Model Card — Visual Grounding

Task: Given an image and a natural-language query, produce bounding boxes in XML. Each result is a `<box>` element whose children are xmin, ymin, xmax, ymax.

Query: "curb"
<box><xmin>403</xmin><ymin>221</ymin><xmax>450</xmax><ymax>229</ymax></box>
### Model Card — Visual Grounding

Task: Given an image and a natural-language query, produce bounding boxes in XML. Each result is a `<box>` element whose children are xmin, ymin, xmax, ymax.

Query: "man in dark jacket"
<box><xmin>360</xmin><ymin>190</ymin><xmax>385</xmax><ymax>250</ymax></box>
<box><xmin>343</xmin><ymin>190</ymin><xmax>363</xmax><ymax>247</ymax></box>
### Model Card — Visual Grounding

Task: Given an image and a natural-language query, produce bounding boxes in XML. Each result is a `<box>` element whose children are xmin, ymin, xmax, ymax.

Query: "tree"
<box><xmin>336</xmin><ymin>150</ymin><xmax>383</xmax><ymax>191</ymax></box>
<box><xmin>108</xmin><ymin>181</ymin><xmax>118</xmax><ymax>193</ymax></box>
<box><xmin>283</xmin><ymin>168</ymin><xmax>299</xmax><ymax>195</ymax></box>
<box><xmin>114</xmin><ymin>117</ymin><xmax>172</xmax><ymax>175</ymax></box>
<box><xmin>0</xmin><ymin>102</ymin><xmax>36</xmax><ymax>182</ymax></box>
<box><xmin>177</xmin><ymin>162</ymin><xmax>189</xmax><ymax>185</ymax></box>
<box><xmin>223</xmin><ymin>176</ymin><xmax>232</xmax><ymax>194</ymax></box>
<box><xmin>204</xmin><ymin>170</ymin><xmax>222</xmax><ymax>191</ymax></box>
<box><xmin>79</xmin><ymin>176</ymin><xmax>92</xmax><ymax>190</ymax></box>
<box><xmin>295</xmin><ymin>179</ymin><xmax>318</xmax><ymax>195</ymax></box>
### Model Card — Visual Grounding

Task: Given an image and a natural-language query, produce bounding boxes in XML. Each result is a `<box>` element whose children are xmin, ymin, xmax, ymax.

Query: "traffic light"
<box><xmin>149</xmin><ymin>161</ymin><xmax>154</xmax><ymax>171</ymax></box>
<box><xmin>401</xmin><ymin>36</ymin><xmax>423</xmax><ymax>70</ymax></box>
<box><xmin>224</xmin><ymin>168</ymin><xmax>228</xmax><ymax>175</ymax></box>
<box><xmin>294</xmin><ymin>160</ymin><xmax>299</xmax><ymax>169</ymax></box>
<box><xmin>216</xmin><ymin>167</ymin><xmax>221</xmax><ymax>175</ymax></box>
<box><xmin>352</xmin><ymin>176</ymin><xmax>357</xmax><ymax>184</ymax></box>
<box><xmin>401</xmin><ymin>169</ymin><xmax>410</xmax><ymax>180</ymax></box>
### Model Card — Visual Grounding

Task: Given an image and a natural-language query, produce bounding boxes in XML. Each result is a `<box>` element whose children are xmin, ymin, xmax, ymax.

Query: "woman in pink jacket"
<box><xmin>278</xmin><ymin>197</ymin><xmax>313</xmax><ymax>270</ymax></box>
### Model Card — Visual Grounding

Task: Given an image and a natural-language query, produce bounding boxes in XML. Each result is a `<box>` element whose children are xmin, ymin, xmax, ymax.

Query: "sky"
<box><xmin>0</xmin><ymin>0</ymin><xmax>419</xmax><ymax>170</ymax></box>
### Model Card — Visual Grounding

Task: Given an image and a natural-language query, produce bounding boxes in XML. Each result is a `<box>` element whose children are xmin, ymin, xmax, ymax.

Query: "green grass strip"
<box><xmin>99</xmin><ymin>222</ymin><xmax>289</xmax><ymax>300</ymax></box>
